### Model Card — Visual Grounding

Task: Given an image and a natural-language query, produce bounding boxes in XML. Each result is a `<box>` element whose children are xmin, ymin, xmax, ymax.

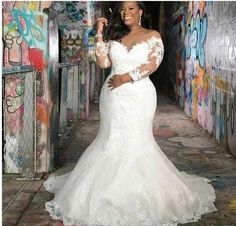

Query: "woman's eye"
<box><xmin>120</xmin><ymin>7</ymin><xmax>134</xmax><ymax>12</ymax></box>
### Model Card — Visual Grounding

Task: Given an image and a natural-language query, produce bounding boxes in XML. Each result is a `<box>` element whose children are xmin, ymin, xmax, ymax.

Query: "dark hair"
<box><xmin>104</xmin><ymin>1</ymin><xmax>146</xmax><ymax>41</ymax></box>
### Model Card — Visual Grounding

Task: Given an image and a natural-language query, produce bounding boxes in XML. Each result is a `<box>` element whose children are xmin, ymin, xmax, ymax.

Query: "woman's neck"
<box><xmin>129</xmin><ymin>25</ymin><xmax>143</xmax><ymax>33</ymax></box>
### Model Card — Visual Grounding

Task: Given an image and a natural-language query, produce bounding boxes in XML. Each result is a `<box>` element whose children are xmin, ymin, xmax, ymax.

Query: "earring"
<box><xmin>138</xmin><ymin>14</ymin><xmax>142</xmax><ymax>26</ymax></box>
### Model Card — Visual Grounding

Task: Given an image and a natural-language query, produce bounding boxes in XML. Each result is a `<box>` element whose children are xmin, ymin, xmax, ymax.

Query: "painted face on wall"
<box><xmin>120</xmin><ymin>1</ymin><xmax>143</xmax><ymax>26</ymax></box>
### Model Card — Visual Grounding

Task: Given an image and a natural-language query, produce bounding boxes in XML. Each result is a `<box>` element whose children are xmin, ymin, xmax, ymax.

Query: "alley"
<box><xmin>2</xmin><ymin>95</ymin><xmax>236</xmax><ymax>226</ymax></box>
<box><xmin>2</xmin><ymin>1</ymin><xmax>236</xmax><ymax>225</ymax></box>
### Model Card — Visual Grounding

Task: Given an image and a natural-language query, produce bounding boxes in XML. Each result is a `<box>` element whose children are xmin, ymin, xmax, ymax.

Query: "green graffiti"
<box><xmin>15</xmin><ymin>81</ymin><xmax>25</xmax><ymax>96</ymax></box>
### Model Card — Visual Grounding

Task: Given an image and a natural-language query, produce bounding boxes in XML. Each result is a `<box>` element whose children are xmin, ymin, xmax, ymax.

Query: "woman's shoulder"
<box><xmin>143</xmin><ymin>29</ymin><xmax>161</xmax><ymax>39</ymax></box>
<box><xmin>140</xmin><ymin>28</ymin><xmax>161</xmax><ymax>40</ymax></box>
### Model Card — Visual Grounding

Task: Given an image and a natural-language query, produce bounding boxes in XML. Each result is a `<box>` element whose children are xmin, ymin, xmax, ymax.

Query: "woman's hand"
<box><xmin>108</xmin><ymin>74</ymin><xmax>133</xmax><ymax>90</ymax></box>
<box><xmin>96</xmin><ymin>17</ymin><xmax>108</xmax><ymax>34</ymax></box>
<box><xmin>108</xmin><ymin>75</ymin><xmax>123</xmax><ymax>90</ymax></box>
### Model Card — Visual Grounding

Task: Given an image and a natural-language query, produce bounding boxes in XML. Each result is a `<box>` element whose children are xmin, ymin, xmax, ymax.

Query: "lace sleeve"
<box><xmin>129</xmin><ymin>36</ymin><xmax>164</xmax><ymax>82</ymax></box>
<box><xmin>95</xmin><ymin>41</ymin><xmax>111</xmax><ymax>69</ymax></box>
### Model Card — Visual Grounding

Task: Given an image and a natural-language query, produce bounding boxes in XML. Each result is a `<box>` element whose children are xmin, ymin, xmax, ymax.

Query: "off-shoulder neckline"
<box><xmin>112</xmin><ymin>36</ymin><xmax>161</xmax><ymax>53</ymax></box>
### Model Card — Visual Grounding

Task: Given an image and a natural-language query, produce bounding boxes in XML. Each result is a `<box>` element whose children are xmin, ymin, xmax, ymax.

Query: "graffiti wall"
<box><xmin>57</xmin><ymin>1</ymin><xmax>95</xmax><ymax>65</ymax></box>
<box><xmin>56</xmin><ymin>1</ymin><xmax>102</xmax><ymax>120</ymax></box>
<box><xmin>166</xmin><ymin>1</ymin><xmax>236</xmax><ymax>154</ymax></box>
<box><xmin>3</xmin><ymin>1</ymin><xmax>50</xmax><ymax>67</ymax></box>
<box><xmin>3</xmin><ymin>1</ymin><xmax>54</xmax><ymax>172</ymax></box>
<box><xmin>3</xmin><ymin>71</ymin><xmax>31</xmax><ymax>174</ymax></box>
<box><xmin>2</xmin><ymin>1</ymin><xmax>107</xmax><ymax>173</ymax></box>
<box><xmin>205</xmin><ymin>2</ymin><xmax>236</xmax><ymax>153</ymax></box>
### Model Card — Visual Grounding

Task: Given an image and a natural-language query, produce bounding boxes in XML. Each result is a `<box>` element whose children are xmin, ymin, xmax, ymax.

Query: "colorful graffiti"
<box><xmin>3</xmin><ymin>1</ymin><xmax>49</xmax><ymax>67</ymax></box>
<box><xmin>3</xmin><ymin>1</ymin><xmax>52</xmax><ymax>173</ymax></box>
<box><xmin>5</xmin><ymin>75</ymin><xmax>25</xmax><ymax>134</ymax></box>
<box><xmin>184</xmin><ymin>3</ymin><xmax>208</xmax><ymax>119</ymax></box>
<box><xmin>60</xmin><ymin>26</ymin><xmax>84</xmax><ymax>62</ymax></box>
<box><xmin>3</xmin><ymin>71</ymin><xmax>35</xmax><ymax>174</ymax></box>
<box><xmin>167</xmin><ymin>1</ymin><xmax>236</xmax><ymax>154</ymax></box>
<box><xmin>186</xmin><ymin>14</ymin><xmax>207</xmax><ymax>68</ymax></box>
<box><xmin>58</xmin><ymin>1</ymin><xmax>93</xmax><ymax>27</ymax></box>
<box><xmin>3</xmin><ymin>1</ymin><xmax>104</xmax><ymax>174</ymax></box>
<box><xmin>58</xmin><ymin>1</ymin><xmax>102</xmax><ymax>120</ymax></box>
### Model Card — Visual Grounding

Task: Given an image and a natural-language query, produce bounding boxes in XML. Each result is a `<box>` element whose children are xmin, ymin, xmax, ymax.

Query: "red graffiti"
<box><xmin>36</xmin><ymin>98</ymin><xmax>49</xmax><ymax>125</ymax></box>
<box><xmin>28</xmin><ymin>48</ymin><xmax>44</xmax><ymax>71</ymax></box>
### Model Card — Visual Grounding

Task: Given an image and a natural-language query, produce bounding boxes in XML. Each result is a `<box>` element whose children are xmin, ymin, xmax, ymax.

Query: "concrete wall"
<box><xmin>165</xmin><ymin>1</ymin><xmax>236</xmax><ymax>155</ymax></box>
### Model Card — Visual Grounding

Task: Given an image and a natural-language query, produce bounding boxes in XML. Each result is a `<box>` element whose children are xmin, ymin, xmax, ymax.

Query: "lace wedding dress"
<box><xmin>44</xmin><ymin>34</ymin><xmax>217</xmax><ymax>226</ymax></box>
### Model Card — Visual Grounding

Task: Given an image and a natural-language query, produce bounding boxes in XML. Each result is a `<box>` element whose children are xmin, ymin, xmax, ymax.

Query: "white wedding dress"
<box><xmin>44</xmin><ymin>34</ymin><xmax>217</xmax><ymax>226</ymax></box>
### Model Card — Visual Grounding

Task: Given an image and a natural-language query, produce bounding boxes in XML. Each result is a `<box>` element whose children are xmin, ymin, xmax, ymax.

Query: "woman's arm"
<box><xmin>108</xmin><ymin>33</ymin><xmax>164</xmax><ymax>90</ymax></box>
<box><xmin>95</xmin><ymin>38</ymin><xmax>111</xmax><ymax>69</ymax></box>
<box><xmin>94</xmin><ymin>17</ymin><xmax>111</xmax><ymax>69</ymax></box>
<box><xmin>128</xmin><ymin>33</ymin><xmax>164</xmax><ymax>82</ymax></box>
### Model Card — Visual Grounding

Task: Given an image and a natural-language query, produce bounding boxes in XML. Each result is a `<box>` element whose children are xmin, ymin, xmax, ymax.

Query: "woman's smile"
<box><xmin>120</xmin><ymin>1</ymin><xmax>141</xmax><ymax>26</ymax></box>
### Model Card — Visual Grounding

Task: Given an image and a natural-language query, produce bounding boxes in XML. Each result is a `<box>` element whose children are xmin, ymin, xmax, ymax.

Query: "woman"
<box><xmin>44</xmin><ymin>2</ymin><xmax>217</xmax><ymax>225</ymax></box>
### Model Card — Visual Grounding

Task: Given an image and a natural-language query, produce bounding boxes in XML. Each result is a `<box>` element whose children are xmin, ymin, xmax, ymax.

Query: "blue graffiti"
<box><xmin>66</xmin><ymin>3</ymin><xmax>87</xmax><ymax>23</ymax></box>
<box><xmin>10</xmin><ymin>7</ymin><xmax>46</xmax><ymax>50</ymax></box>
<box><xmin>186</xmin><ymin>11</ymin><xmax>207</xmax><ymax>68</ymax></box>
<box><xmin>9</xmin><ymin>152</ymin><xmax>23</xmax><ymax>168</ymax></box>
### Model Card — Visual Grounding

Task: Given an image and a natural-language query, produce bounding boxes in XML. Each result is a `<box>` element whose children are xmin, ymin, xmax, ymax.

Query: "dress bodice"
<box><xmin>95</xmin><ymin>35</ymin><xmax>164</xmax><ymax>82</ymax></box>
<box><xmin>109</xmin><ymin>40</ymin><xmax>150</xmax><ymax>74</ymax></box>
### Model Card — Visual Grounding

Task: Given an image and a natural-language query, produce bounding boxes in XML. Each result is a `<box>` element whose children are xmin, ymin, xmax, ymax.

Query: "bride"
<box><xmin>44</xmin><ymin>1</ymin><xmax>217</xmax><ymax>225</ymax></box>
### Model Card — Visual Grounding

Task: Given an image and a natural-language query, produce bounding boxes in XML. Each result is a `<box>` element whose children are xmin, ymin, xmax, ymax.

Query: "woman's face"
<box><xmin>120</xmin><ymin>1</ymin><xmax>142</xmax><ymax>26</ymax></box>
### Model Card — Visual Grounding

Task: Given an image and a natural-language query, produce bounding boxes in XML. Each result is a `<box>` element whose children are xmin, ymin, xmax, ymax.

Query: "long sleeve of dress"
<box><xmin>95</xmin><ymin>41</ymin><xmax>111</xmax><ymax>69</ymax></box>
<box><xmin>129</xmin><ymin>36</ymin><xmax>164</xmax><ymax>82</ymax></box>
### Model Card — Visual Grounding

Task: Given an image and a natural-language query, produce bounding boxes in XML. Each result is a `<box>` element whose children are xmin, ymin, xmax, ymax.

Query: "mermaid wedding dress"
<box><xmin>44</xmin><ymin>34</ymin><xmax>217</xmax><ymax>226</ymax></box>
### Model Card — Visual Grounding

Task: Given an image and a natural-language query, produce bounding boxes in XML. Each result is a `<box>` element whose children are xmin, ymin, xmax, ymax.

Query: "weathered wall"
<box><xmin>3</xmin><ymin>1</ymin><xmax>50</xmax><ymax>67</ymax></box>
<box><xmin>56</xmin><ymin>1</ymin><xmax>101</xmax><ymax>120</ymax></box>
<box><xmin>2</xmin><ymin>1</ymin><xmax>104</xmax><ymax>172</ymax></box>
<box><xmin>2</xmin><ymin>1</ymin><xmax>56</xmax><ymax>172</ymax></box>
<box><xmin>3</xmin><ymin>70</ymin><xmax>35</xmax><ymax>174</ymax></box>
<box><xmin>165</xmin><ymin>1</ymin><xmax>236</xmax><ymax>154</ymax></box>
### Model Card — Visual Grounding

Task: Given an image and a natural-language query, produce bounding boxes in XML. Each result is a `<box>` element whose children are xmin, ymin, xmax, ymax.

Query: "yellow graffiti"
<box><xmin>192</xmin><ymin>78</ymin><xmax>198</xmax><ymax>120</ymax></box>
<box><xmin>14</xmin><ymin>1</ymin><xmax>37</xmax><ymax>11</ymax></box>
<box><xmin>188</xmin><ymin>1</ymin><xmax>193</xmax><ymax>14</ymax></box>
<box><xmin>202</xmin><ymin>72</ymin><xmax>209</xmax><ymax>90</ymax></box>
<box><xmin>28</xmin><ymin>2</ymin><xmax>36</xmax><ymax>11</ymax></box>
<box><xmin>187</xmin><ymin>1</ymin><xmax>205</xmax><ymax>27</ymax></box>
<box><xmin>199</xmin><ymin>1</ymin><xmax>205</xmax><ymax>15</ymax></box>
<box><xmin>215</xmin><ymin>75</ymin><xmax>229</xmax><ymax>92</ymax></box>
<box><xmin>197</xmin><ymin>66</ymin><xmax>209</xmax><ymax>92</ymax></box>
<box><xmin>229</xmin><ymin>199</ymin><xmax>236</xmax><ymax>210</ymax></box>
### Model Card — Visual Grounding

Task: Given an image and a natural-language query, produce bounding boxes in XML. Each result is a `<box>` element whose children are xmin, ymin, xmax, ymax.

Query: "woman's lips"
<box><xmin>123</xmin><ymin>16</ymin><xmax>132</xmax><ymax>21</ymax></box>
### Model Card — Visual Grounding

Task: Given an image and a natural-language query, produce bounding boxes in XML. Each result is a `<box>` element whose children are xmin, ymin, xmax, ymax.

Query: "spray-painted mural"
<box><xmin>166</xmin><ymin>1</ymin><xmax>236</xmax><ymax>154</ymax></box>
<box><xmin>3</xmin><ymin>1</ymin><xmax>50</xmax><ymax>66</ymax></box>
<box><xmin>206</xmin><ymin>2</ymin><xmax>236</xmax><ymax>153</ymax></box>
<box><xmin>3</xmin><ymin>1</ymin><xmax>53</xmax><ymax>172</ymax></box>
<box><xmin>4</xmin><ymin>73</ymin><xmax>25</xmax><ymax>173</ymax></box>
<box><xmin>57</xmin><ymin>1</ymin><xmax>95</xmax><ymax>63</ymax></box>
<box><xmin>2</xmin><ymin>1</ymin><xmax>106</xmax><ymax>173</ymax></box>
<box><xmin>55</xmin><ymin>1</ymin><xmax>102</xmax><ymax>121</ymax></box>
<box><xmin>60</xmin><ymin>27</ymin><xmax>84</xmax><ymax>62</ymax></box>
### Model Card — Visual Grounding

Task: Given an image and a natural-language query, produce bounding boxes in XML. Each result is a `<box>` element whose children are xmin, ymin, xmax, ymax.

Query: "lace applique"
<box><xmin>129</xmin><ymin>36</ymin><xmax>164</xmax><ymax>82</ymax></box>
<box><xmin>45</xmin><ymin>194</ymin><xmax>216</xmax><ymax>226</ymax></box>
<box><xmin>95</xmin><ymin>41</ymin><xmax>111</xmax><ymax>68</ymax></box>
